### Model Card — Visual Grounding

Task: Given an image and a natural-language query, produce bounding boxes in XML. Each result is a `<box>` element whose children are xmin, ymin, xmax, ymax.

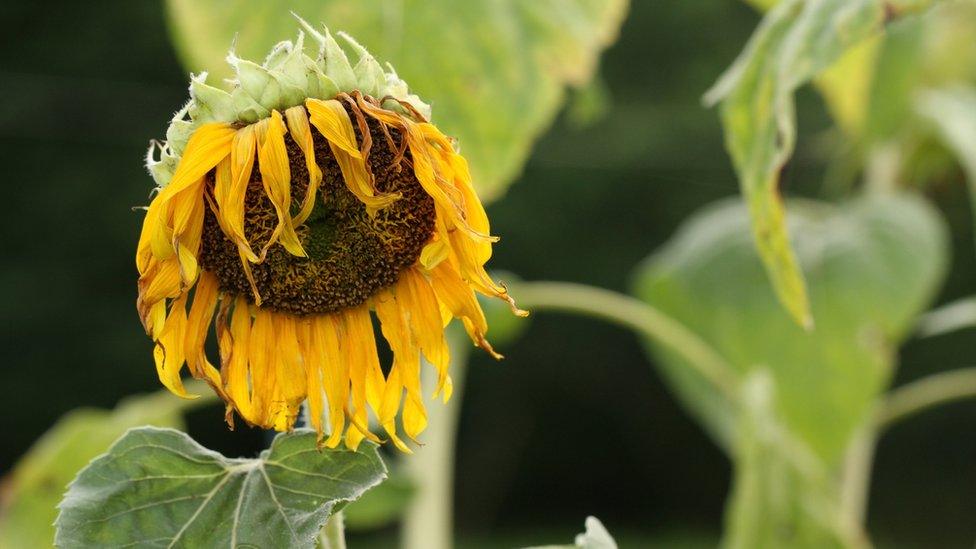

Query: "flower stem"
<box><xmin>838</xmin><ymin>368</ymin><xmax>976</xmax><ymax>532</ymax></box>
<box><xmin>402</xmin><ymin>328</ymin><xmax>471</xmax><ymax>549</ymax></box>
<box><xmin>511</xmin><ymin>281</ymin><xmax>740</xmax><ymax>400</ymax></box>
<box><xmin>876</xmin><ymin>367</ymin><xmax>976</xmax><ymax>428</ymax></box>
<box><xmin>839</xmin><ymin>423</ymin><xmax>878</xmax><ymax>530</ymax></box>
<box><xmin>320</xmin><ymin>511</ymin><xmax>346</xmax><ymax>549</ymax></box>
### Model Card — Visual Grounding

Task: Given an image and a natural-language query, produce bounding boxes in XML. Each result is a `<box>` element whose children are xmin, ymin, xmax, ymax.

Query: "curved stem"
<box><xmin>915</xmin><ymin>296</ymin><xmax>976</xmax><ymax>338</ymax></box>
<box><xmin>511</xmin><ymin>281</ymin><xmax>740</xmax><ymax>401</ymax></box>
<box><xmin>841</xmin><ymin>368</ymin><xmax>976</xmax><ymax>533</ymax></box>
<box><xmin>839</xmin><ymin>424</ymin><xmax>878</xmax><ymax>530</ymax></box>
<box><xmin>876</xmin><ymin>367</ymin><xmax>976</xmax><ymax>429</ymax></box>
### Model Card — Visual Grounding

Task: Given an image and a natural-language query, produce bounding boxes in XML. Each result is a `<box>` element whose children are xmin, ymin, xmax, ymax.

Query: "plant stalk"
<box><xmin>510</xmin><ymin>281</ymin><xmax>741</xmax><ymax>401</ymax></box>
<box><xmin>876</xmin><ymin>367</ymin><xmax>976</xmax><ymax>429</ymax></box>
<box><xmin>840</xmin><ymin>367</ymin><xmax>976</xmax><ymax>531</ymax></box>
<box><xmin>402</xmin><ymin>329</ymin><xmax>470</xmax><ymax>549</ymax></box>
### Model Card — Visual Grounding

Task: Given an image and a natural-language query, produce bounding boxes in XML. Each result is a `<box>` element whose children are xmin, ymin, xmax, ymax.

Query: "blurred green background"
<box><xmin>1</xmin><ymin>1</ymin><xmax>975</xmax><ymax>546</ymax></box>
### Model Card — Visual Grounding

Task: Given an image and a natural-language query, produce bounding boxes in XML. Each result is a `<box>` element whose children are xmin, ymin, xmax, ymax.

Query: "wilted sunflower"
<box><xmin>136</xmin><ymin>21</ymin><xmax>525</xmax><ymax>452</ymax></box>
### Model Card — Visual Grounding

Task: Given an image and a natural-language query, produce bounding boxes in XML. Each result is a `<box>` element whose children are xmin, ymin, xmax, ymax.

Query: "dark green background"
<box><xmin>1</xmin><ymin>1</ymin><xmax>974</xmax><ymax>546</ymax></box>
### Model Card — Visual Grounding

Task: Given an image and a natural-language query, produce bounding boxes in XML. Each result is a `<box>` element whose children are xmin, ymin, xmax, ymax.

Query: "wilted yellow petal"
<box><xmin>270</xmin><ymin>314</ymin><xmax>306</xmax><ymax>431</ymax></box>
<box><xmin>257</xmin><ymin>111</ymin><xmax>306</xmax><ymax>258</ymax></box>
<box><xmin>215</xmin><ymin>125</ymin><xmax>259</xmax><ymax>263</ymax></box>
<box><xmin>306</xmin><ymin>98</ymin><xmax>399</xmax><ymax>212</ymax></box>
<box><xmin>184</xmin><ymin>271</ymin><xmax>223</xmax><ymax>393</ymax></box>
<box><xmin>375</xmin><ymin>286</ymin><xmax>427</xmax><ymax>442</ymax></box>
<box><xmin>153</xmin><ymin>293</ymin><xmax>194</xmax><ymax>399</ymax></box>
<box><xmin>246</xmin><ymin>308</ymin><xmax>275</xmax><ymax>427</ymax></box>
<box><xmin>296</xmin><ymin>317</ymin><xmax>325</xmax><ymax>442</ymax></box>
<box><xmin>314</xmin><ymin>314</ymin><xmax>348</xmax><ymax>448</ymax></box>
<box><xmin>220</xmin><ymin>296</ymin><xmax>253</xmax><ymax>420</ymax></box>
<box><xmin>285</xmin><ymin>105</ymin><xmax>323</xmax><ymax>226</ymax></box>
<box><xmin>429</xmin><ymin>261</ymin><xmax>500</xmax><ymax>359</ymax></box>
<box><xmin>401</xmin><ymin>267</ymin><xmax>451</xmax><ymax>400</ymax></box>
<box><xmin>156</xmin><ymin>123</ymin><xmax>235</xmax><ymax>201</ymax></box>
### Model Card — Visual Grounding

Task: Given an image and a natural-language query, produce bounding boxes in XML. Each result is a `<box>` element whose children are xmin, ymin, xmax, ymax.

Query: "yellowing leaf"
<box><xmin>705</xmin><ymin>0</ymin><xmax>949</xmax><ymax>327</ymax></box>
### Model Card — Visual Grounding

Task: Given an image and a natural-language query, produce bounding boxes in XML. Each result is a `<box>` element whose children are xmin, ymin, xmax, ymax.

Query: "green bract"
<box><xmin>147</xmin><ymin>18</ymin><xmax>430</xmax><ymax>188</ymax></box>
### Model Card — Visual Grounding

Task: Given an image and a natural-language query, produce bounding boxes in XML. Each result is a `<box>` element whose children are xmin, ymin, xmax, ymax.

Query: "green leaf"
<box><xmin>705</xmin><ymin>0</ymin><xmax>948</xmax><ymax>327</ymax></box>
<box><xmin>0</xmin><ymin>389</ymin><xmax>208</xmax><ymax>549</ymax></box>
<box><xmin>55</xmin><ymin>427</ymin><xmax>386</xmax><ymax>548</ymax></box>
<box><xmin>164</xmin><ymin>0</ymin><xmax>628</xmax><ymax>202</ymax></box>
<box><xmin>633</xmin><ymin>193</ymin><xmax>947</xmax><ymax>461</ymax></box>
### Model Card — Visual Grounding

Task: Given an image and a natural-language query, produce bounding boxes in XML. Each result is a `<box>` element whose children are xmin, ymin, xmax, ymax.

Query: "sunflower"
<box><xmin>136</xmin><ymin>21</ymin><xmax>525</xmax><ymax>452</ymax></box>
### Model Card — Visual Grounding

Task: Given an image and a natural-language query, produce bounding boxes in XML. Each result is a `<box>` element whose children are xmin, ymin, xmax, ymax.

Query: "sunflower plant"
<box><xmin>55</xmin><ymin>19</ymin><xmax>530</xmax><ymax>547</ymax></box>
<box><xmin>21</xmin><ymin>0</ymin><xmax>976</xmax><ymax>548</ymax></box>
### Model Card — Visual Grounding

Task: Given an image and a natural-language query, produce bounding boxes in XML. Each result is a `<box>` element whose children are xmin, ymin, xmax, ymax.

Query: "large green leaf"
<box><xmin>55</xmin><ymin>427</ymin><xmax>386</xmax><ymax>548</ymax></box>
<box><xmin>165</xmin><ymin>0</ymin><xmax>628</xmax><ymax>202</ymax></box>
<box><xmin>0</xmin><ymin>390</ymin><xmax>209</xmax><ymax>549</ymax></box>
<box><xmin>633</xmin><ymin>193</ymin><xmax>947</xmax><ymax>461</ymax></box>
<box><xmin>635</xmin><ymin>195</ymin><xmax>946</xmax><ymax>546</ymax></box>
<box><xmin>704</xmin><ymin>0</ymin><xmax>948</xmax><ymax>327</ymax></box>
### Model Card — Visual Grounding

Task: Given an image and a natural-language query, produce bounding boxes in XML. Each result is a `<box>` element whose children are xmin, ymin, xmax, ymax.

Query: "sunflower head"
<box><xmin>136</xmin><ymin>20</ymin><xmax>526</xmax><ymax>452</ymax></box>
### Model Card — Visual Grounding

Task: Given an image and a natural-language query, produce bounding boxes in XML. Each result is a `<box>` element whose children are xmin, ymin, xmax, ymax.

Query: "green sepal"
<box><xmin>151</xmin><ymin>20</ymin><xmax>432</xmax><ymax>188</ymax></box>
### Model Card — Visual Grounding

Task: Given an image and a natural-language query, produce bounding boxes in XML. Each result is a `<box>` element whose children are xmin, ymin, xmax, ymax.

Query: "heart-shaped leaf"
<box><xmin>165</xmin><ymin>0</ymin><xmax>628</xmax><ymax>202</ymax></box>
<box><xmin>55</xmin><ymin>427</ymin><xmax>386</xmax><ymax>548</ymax></box>
<box><xmin>633</xmin><ymin>193</ymin><xmax>947</xmax><ymax>461</ymax></box>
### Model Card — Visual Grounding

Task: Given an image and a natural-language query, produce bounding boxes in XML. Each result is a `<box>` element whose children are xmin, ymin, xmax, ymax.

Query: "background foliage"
<box><xmin>2</xmin><ymin>1</ymin><xmax>976</xmax><ymax>546</ymax></box>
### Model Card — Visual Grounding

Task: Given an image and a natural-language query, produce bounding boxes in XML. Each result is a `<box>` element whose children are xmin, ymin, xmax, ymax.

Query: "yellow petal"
<box><xmin>449</xmin><ymin>228</ymin><xmax>526</xmax><ymax>318</ymax></box>
<box><xmin>136</xmin><ymin>199</ymin><xmax>168</xmax><ymax>274</ymax></box>
<box><xmin>153</xmin><ymin>293</ymin><xmax>194</xmax><ymax>399</ymax></box>
<box><xmin>337</xmin><ymin>308</ymin><xmax>381</xmax><ymax>450</ymax></box>
<box><xmin>342</xmin><ymin>305</ymin><xmax>386</xmax><ymax>418</ymax></box>
<box><xmin>401</xmin><ymin>267</ymin><xmax>451</xmax><ymax>400</ymax></box>
<box><xmin>284</xmin><ymin>105</ymin><xmax>323</xmax><ymax>226</ymax></box>
<box><xmin>183</xmin><ymin>272</ymin><xmax>223</xmax><ymax>394</ymax></box>
<box><xmin>403</xmin><ymin>122</ymin><xmax>493</xmax><ymax>244</ymax></box>
<box><xmin>314</xmin><ymin>314</ymin><xmax>348</xmax><ymax>448</ymax></box>
<box><xmin>220</xmin><ymin>296</ymin><xmax>253</xmax><ymax>420</ymax></box>
<box><xmin>216</xmin><ymin>125</ymin><xmax>260</xmax><ymax>263</ymax></box>
<box><xmin>136</xmin><ymin>197</ymin><xmax>177</xmax><ymax>277</ymax></box>
<box><xmin>270</xmin><ymin>314</ymin><xmax>306</xmax><ymax>431</ymax></box>
<box><xmin>156</xmin><ymin>123</ymin><xmax>235</xmax><ymax>202</ymax></box>
<box><xmin>428</xmin><ymin>261</ymin><xmax>500</xmax><ymax>359</ymax></box>
<box><xmin>257</xmin><ymin>111</ymin><xmax>307</xmax><ymax>258</ymax></box>
<box><xmin>296</xmin><ymin>317</ymin><xmax>325</xmax><ymax>441</ymax></box>
<box><xmin>137</xmin><ymin>257</ymin><xmax>182</xmax><ymax>314</ymax></box>
<box><xmin>246</xmin><ymin>307</ymin><xmax>275</xmax><ymax>427</ymax></box>
<box><xmin>375</xmin><ymin>286</ymin><xmax>427</xmax><ymax>442</ymax></box>
<box><xmin>306</xmin><ymin>98</ymin><xmax>399</xmax><ymax>212</ymax></box>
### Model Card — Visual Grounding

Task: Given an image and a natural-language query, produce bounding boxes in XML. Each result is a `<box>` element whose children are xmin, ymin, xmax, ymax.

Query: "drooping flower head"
<box><xmin>136</xmin><ymin>20</ymin><xmax>526</xmax><ymax>451</ymax></box>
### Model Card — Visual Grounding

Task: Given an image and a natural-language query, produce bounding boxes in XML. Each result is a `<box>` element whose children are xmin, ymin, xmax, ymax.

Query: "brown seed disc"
<box><xmin>199</xmin><ymin>104</ymin><xmax>436</xmax><ymax>315</ymax></box>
